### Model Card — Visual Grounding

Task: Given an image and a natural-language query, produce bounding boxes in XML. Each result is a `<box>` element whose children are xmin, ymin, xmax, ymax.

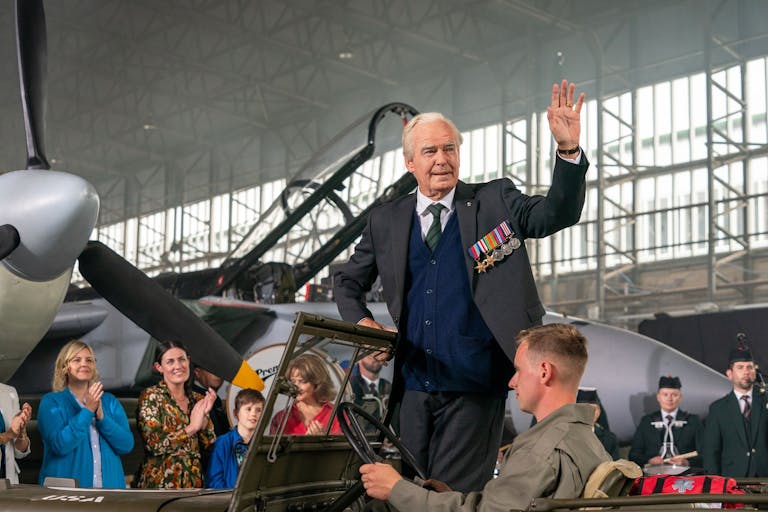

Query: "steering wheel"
<box><xmin>336</xmin><ymin>401</ymin><xmax>427</xmax><ymax>480</ymax></box>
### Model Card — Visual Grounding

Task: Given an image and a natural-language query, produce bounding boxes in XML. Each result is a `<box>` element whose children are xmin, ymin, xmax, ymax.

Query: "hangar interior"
<box><xmin>1</xmin><ymin>0</ymin><xmax>767</xmax><ymax>333</ymax></box>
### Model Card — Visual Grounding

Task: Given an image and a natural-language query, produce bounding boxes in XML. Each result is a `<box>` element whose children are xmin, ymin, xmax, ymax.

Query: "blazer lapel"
<box><xmin>749</xmin><ymin>392</ymin><xmax>765</xmax><ymax>446</ymax></box>
<box><xmin>650</xmin><ymin>411</ymin><xmax>665</xmax><ymax>444</ymax></box>
<box><xmin>454</xmin><ymin>181</ymin><xmax>478</xmax><ymax>289</ymax></box>
<box><xmin>391</xmin><ymin>195</ymin><xmax>416</xmax><ymax>305</ymax></box>
<box><xmin>729</xmin><ymin>394</ymin><xmax>749</xmax><ymax>447</ymax></box>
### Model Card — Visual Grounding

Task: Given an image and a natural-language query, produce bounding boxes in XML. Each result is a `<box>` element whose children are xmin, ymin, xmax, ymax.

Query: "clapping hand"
<box><xmin>188</xmin><ymin>387</ymin><xmax>217</xmax><ymax>434</ymax></box>
<box><xmin>201</xmin><ymin>387</ymin><xmax>217</xmax><ymax>414</ymax></box>
<box><xmin>305</xmin><ymin>420</ymin><xmax>324</xmax><ymax>435</ymax></box>
<box><xmin>84</xmin><ymin>382</ymin><xmax>104</xmax><ymax>419</ymax></box>
<box><xmin>10</xmin><ymin>402</ymin><xmax>32</xmax><ymax>437</ymax></box>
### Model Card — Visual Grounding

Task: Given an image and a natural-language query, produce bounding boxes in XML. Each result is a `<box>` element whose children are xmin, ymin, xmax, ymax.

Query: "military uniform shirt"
<box><xmin>387</xmin><ymin>403</ymin><xmax>610</xmax><ymax>512</ymax></box>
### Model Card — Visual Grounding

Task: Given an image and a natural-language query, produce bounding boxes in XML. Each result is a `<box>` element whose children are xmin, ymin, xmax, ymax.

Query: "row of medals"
<box><xmin>474</xmin><ymin>236</ymin><xmax>521</xmax><ymax>273</ymax></box>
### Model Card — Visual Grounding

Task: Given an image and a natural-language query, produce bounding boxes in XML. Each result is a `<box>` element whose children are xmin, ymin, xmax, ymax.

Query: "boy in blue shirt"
<box><xmin>206</xmin><ymin>388</ymin><xmax>265</xmax><ymax>488</ymax></box>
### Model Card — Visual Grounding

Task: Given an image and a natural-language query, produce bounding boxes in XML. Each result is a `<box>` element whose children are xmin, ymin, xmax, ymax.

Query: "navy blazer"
<box><xmin>333</xmin><ymin>155</ymin><xmax>589</xmax><ymax>361</ymax></box>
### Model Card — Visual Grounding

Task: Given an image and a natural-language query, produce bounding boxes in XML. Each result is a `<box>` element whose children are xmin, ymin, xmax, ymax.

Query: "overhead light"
<box><xmin>143</xmin><ymin>123</ymin><xmax>157</xmax><ymax>131</ymax></box>
<box><xmin>338</xmin><ymin>51</ymin><xmax>354</xmax><ymax>60</ymax></box>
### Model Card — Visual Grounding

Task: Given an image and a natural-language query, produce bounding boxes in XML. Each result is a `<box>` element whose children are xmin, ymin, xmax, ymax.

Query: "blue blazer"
<box><xmin>38</xmin><ymin>389</ymin><xmax>134</xmax><ymax>488</ymax></box>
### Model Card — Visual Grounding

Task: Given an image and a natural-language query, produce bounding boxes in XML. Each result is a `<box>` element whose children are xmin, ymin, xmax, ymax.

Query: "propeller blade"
<box><xmin>16</xmin><ymin>0</ymin><xmax>49</xmax><ymax>170</ymax></box>
<box><xmin>0</xmin><ymin>225</ymin><xmax>21</xmax><ymax>260</ymax></box>
<box><xmin>78</xmin><ymin>241</ymin><xmax>264</xmax><ymax>391</ymax></box>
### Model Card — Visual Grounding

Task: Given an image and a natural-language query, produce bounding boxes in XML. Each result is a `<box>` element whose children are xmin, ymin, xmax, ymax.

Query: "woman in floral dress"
<box><xmin>136</xmin><ymin>341</ymin><xmax>217</xmax><ymax>488</ymax></box>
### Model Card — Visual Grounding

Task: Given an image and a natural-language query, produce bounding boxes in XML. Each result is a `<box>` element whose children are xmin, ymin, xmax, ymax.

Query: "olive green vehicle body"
<box><xmin>5</xmin><ymin>313</ymin><xmax>768</xmax><ymax>512</ymax></box>
<box><xmin>3</xmin><ymin>313</ymin><xmax>392</xmax><ymax>512</ymax></box>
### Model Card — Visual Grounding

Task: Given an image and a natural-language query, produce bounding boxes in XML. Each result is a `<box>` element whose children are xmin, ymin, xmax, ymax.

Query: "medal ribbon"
<box><xmin>467</xmin><ymin>220</ymin><xmax>515</xmax><ymax>259</ymax></box>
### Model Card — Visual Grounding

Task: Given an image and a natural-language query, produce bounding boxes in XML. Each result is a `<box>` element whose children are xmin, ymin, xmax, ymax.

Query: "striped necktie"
<box><xmin>425</xmin><ymin>203</ymin><xmax>445</xmax><ymax>252</ymax></box>
<box><xmin>742</xmin><ymin>395</ymin><xmax>751</xmax><ymax>419</ymax></box>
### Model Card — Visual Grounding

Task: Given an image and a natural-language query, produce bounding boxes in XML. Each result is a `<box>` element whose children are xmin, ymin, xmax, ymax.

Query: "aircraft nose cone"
<box><xmin>0</xmin><ymin>170</ymin><xmax>99</xmax><ymax>281</ymax></box>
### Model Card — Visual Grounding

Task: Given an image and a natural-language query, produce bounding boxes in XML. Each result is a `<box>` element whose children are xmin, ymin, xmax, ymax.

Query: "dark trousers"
<box><xmin>399</xmin><ymin>389</ymin><xmax>505</xmax><ymax>493</ymax></box>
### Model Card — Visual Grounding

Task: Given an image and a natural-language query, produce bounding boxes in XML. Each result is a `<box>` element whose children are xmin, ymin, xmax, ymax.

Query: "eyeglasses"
<box><xmin>70</xmin><ymin>357</ymin><xmax>96</xmax><ymax>365</ymax></box>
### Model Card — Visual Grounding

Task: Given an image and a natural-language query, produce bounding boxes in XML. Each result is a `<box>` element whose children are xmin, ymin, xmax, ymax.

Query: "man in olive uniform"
<box><xmin>629</xmin><ymin>376</ymin><xmax>703</xmax><ymax>469</ymax></box>
<box><xmin>358</xmin><ymin>324</ymin><xmax>610</xmax><ymax>511</ymax></box>
<box><xmin>702</xmin><ymin>348</ymin><xmax>768</xmax><ymax>477</ymax></box>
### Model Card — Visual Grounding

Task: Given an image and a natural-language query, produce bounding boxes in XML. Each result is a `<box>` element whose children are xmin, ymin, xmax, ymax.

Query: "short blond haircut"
<box><xmin>402</xmin><ymin>112</ymin><xmax>463</xmax><ymax>160</ymax></box>
<box><xmin>516</xmin><ymin>324</ymin><xmax>588</xmax><ymax>386</ymax></box>
<box><xmin>52</xmin><ymin>339</ymin><xmax>100</xmax><ymax>391</ymax></box>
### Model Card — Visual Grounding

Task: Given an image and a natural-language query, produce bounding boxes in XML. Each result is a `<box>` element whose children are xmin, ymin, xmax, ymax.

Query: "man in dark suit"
<box><xmin>191</xmin><ymin>365</ymin><xmax>230</xmax><ymax>437</ymax></box>
<box><xmin>350</xmin><ymin>353</ymin><xmax>392</xmax><ymax>433</ymax></box>
<box><xmin>629</xmin><ymin>376</ymin><xmax>703</xmax><ymax>469</ymax></box>
<box><xmin>333</xmin><ymin>80</ymin><xmax>589</xmax><ymax>492</ymax></box>
<box><xmin>702</xmin><ymin>348</ymin><xmax>768</xmax><ymax>477</ymax></box>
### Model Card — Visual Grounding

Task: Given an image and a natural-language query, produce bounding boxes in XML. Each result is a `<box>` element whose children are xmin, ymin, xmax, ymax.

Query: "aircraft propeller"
<box><xmin>0</xmin><ymin>0</ymin><xmax>264</xmax><ymax>391</ymax></box>
<box><xmin>79</xmin><ymin>242</ymin><xmax>264</xmax><ymax>390</ymax></box>
<box><xmin>16</xmin><ymin>0</ymin><xmax>49</xmax><ymax>170</ymax></box>
<box><xmin>0</xmin><ymin>225</ymin><xmax>20</xmax><ymax>260</ymax></box>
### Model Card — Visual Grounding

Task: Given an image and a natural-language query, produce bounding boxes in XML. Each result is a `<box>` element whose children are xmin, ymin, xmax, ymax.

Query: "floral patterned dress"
<box><xmin>136</xmin><ymin>381</ymin><xmax>216</xmax><ymax>488</ymax></box>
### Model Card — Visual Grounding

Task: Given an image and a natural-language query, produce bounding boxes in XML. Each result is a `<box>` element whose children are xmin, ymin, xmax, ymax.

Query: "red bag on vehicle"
<box><xmin>630</xmin><ymin>474</ymin><xmax>745</xmax><ymax>508</ymax></box>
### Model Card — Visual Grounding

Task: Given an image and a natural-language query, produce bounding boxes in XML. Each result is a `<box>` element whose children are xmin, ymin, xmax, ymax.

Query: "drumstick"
<box><xmin>663</xmin><ymin>450</ymin><xmax>698</xmax><ymax>463</ymax></box>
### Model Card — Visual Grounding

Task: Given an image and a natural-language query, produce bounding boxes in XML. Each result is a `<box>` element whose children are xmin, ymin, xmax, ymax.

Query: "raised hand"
<box><xmin>546</xmin><ymin>80</ymin><xmax>585</xmax><ymax>150</ymax></box>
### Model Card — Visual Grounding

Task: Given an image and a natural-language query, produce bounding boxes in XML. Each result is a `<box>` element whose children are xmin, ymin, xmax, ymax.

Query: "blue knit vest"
<box><xmin>401</xmin><ymin>210</ymin><xmax>512</xmax><ymax>396</ymax></box>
